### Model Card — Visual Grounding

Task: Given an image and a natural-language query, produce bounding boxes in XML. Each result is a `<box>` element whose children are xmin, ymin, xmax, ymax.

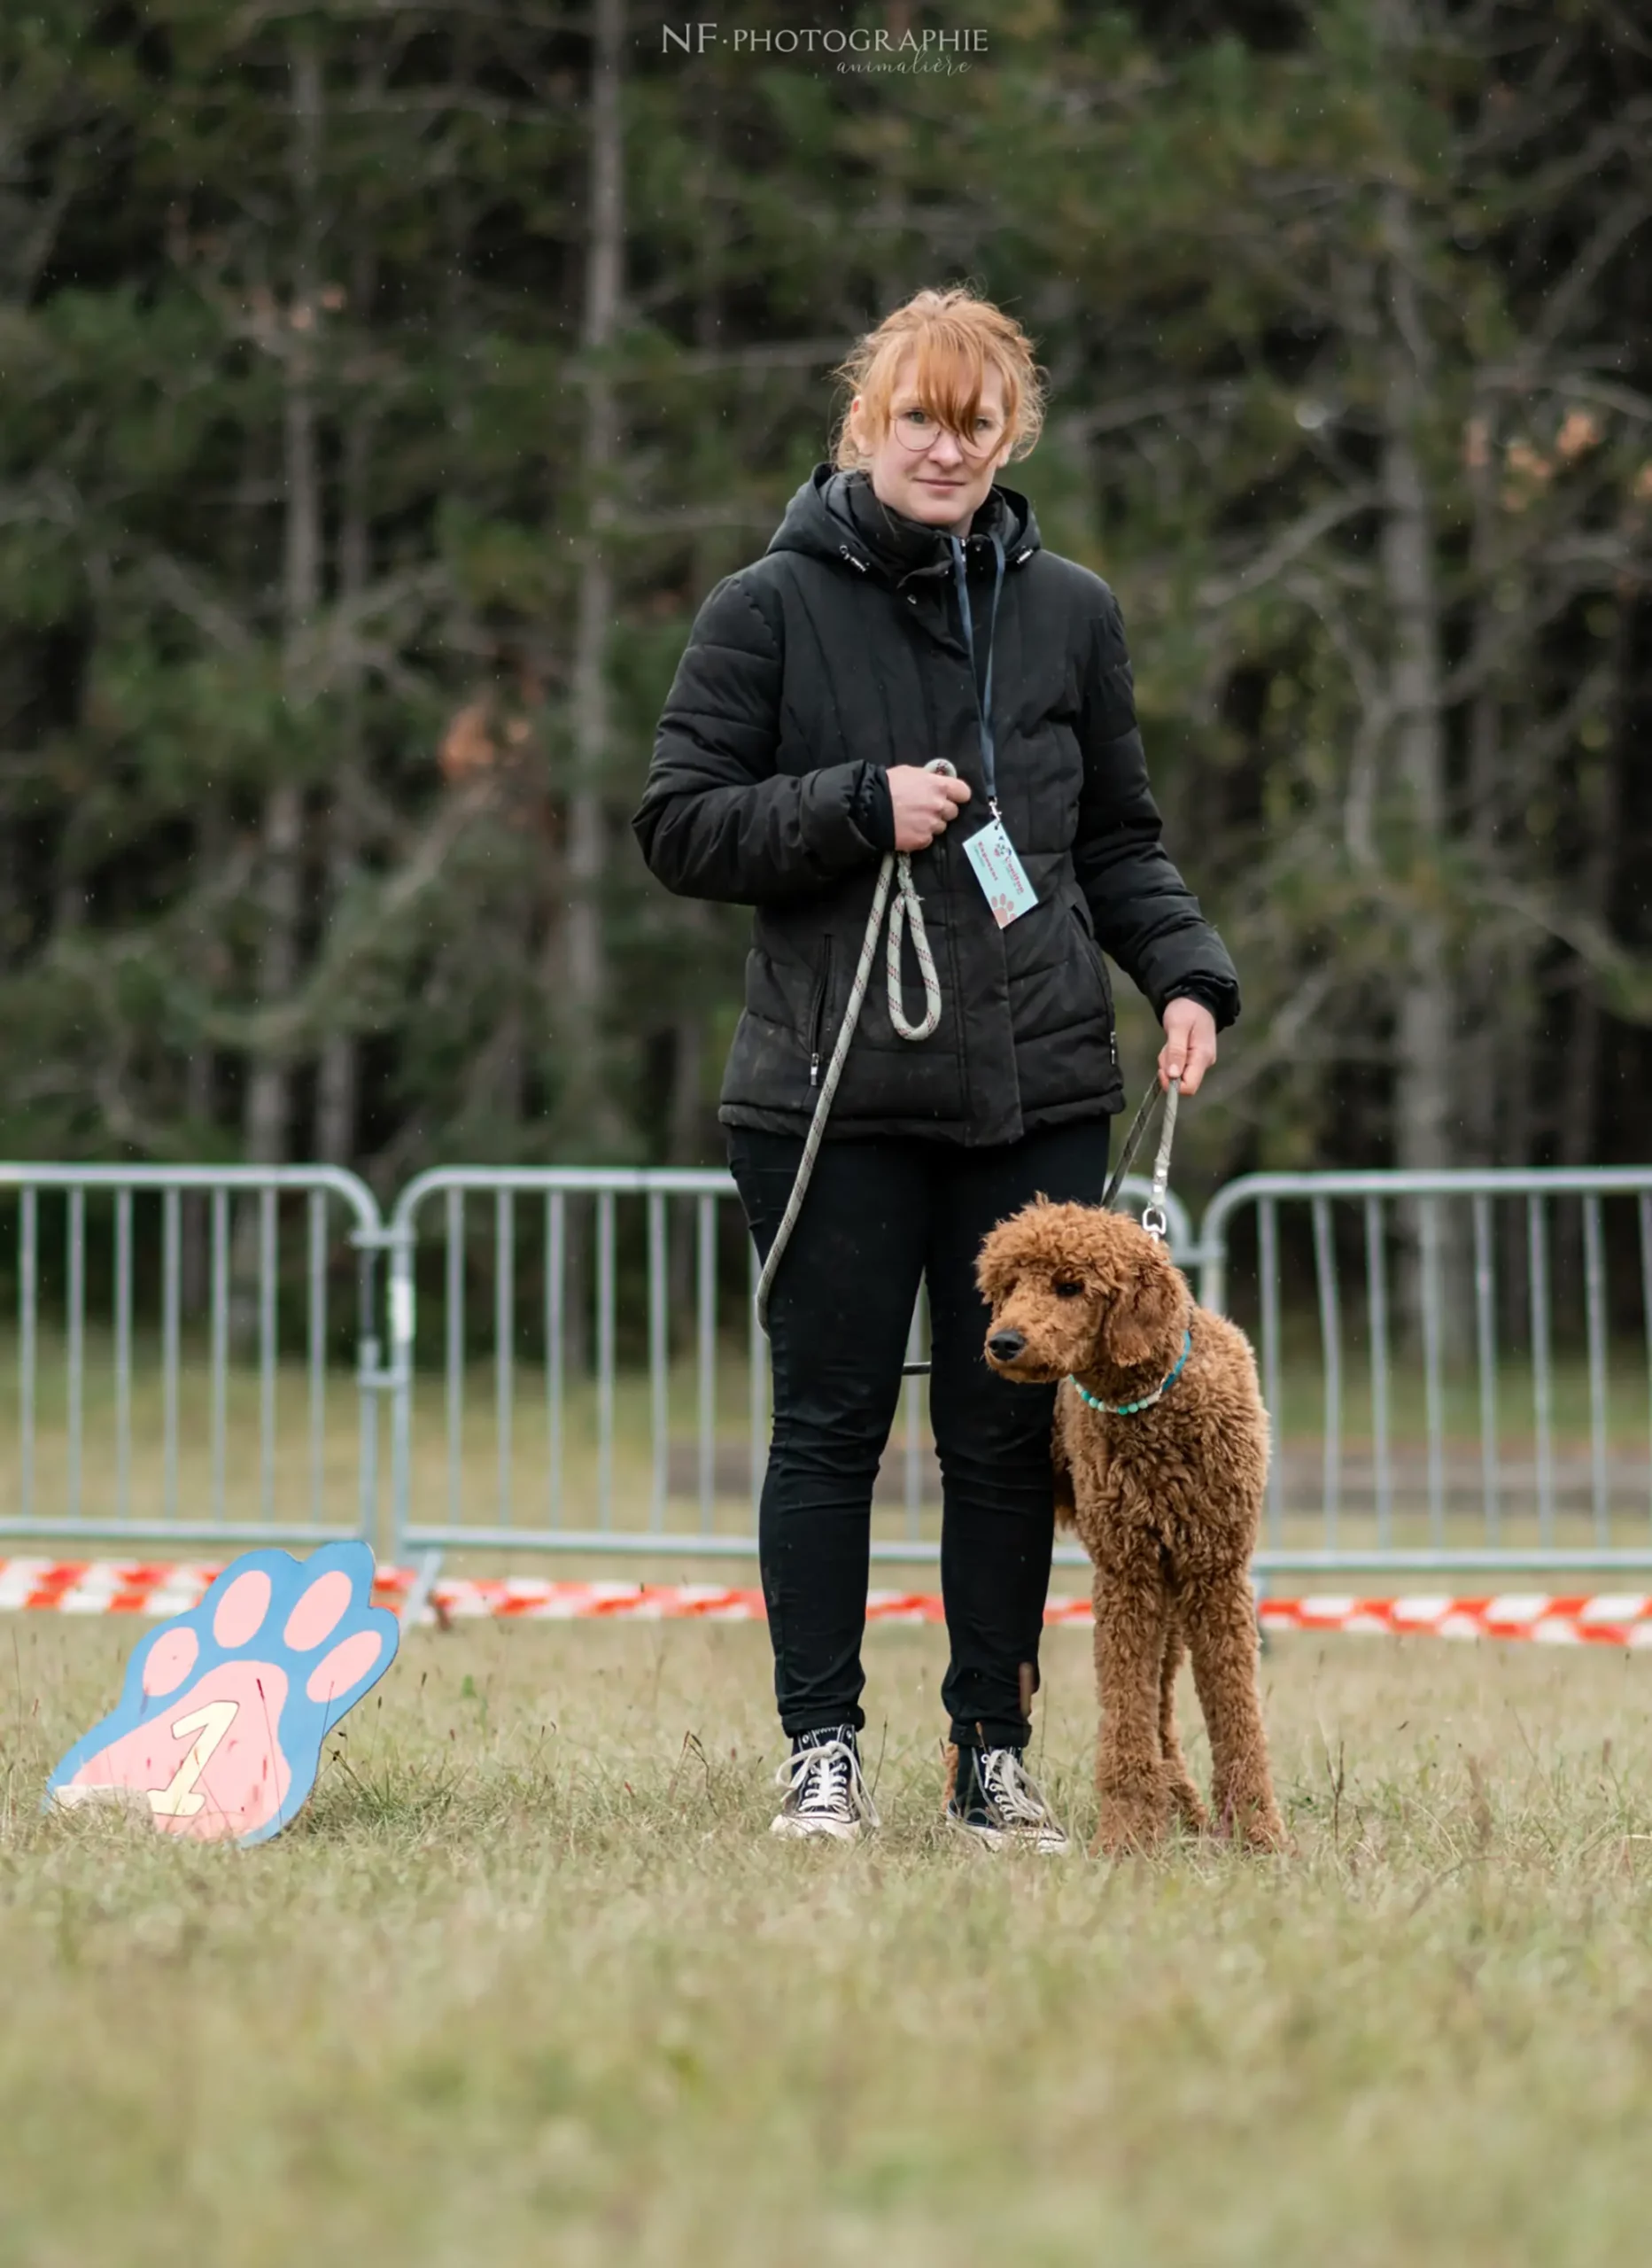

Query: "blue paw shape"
<box><xmin>47</xmin><ymin>1541</ymin><xmax>400</xmax><ymax>1846</ymax></box>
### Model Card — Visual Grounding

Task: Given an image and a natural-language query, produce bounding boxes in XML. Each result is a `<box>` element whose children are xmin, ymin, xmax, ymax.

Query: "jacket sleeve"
<box><xmin>632</xmin><ymin>571</ymin><xmax>890</xmax><ymax>905</ymax></box>
<box><xmin>1072</xmin><ymin>593</ymin><xmax>1241</xmax><ymax>1028</ymax></box>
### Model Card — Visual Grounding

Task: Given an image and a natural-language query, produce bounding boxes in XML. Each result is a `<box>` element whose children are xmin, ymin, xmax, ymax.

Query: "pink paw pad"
<box><xmin>68</xmin><ymin>1662</ymin><xmax>292</xmax><ymax>1840</ymax></box>
<box><xmin>213</xmin><ymin>1569</ymin><xmax>272</xmax><ymax>1648</ymax></box>
<box><xmin>306</xmin><ymin>1629</ymin><xmax>383</xmax><ymax>1703</ymax></box>
<box><xmin>142</xmin><ymin>1627</ymin><xmax>199</xmax><ymax>1697</ymax></box>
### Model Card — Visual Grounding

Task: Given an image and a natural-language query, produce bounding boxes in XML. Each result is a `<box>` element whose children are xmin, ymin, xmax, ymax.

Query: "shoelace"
<box><xmin>979</xmin><ymin>1750</ymin><xmax>1059</xmax><ymax>1830</ymax></box>
<box><xmin>775</xmin><ymin>1739</ymin><xmax>880</xmax><ymax>1829</ymax></box>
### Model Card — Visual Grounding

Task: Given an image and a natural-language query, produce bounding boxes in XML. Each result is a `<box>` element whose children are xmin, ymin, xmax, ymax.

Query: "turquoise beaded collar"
<box><xmin>1069</xmin><ymin>1328</ymin><xmax>1192</xmax><ymax>1418</ymax></box>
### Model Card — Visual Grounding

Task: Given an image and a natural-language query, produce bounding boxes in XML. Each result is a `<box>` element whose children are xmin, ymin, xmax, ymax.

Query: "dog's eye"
<box><xmin>1053</xmin><ymin>1278</ymin><xmax>1084</xmax><ymax>1299</ymax></box>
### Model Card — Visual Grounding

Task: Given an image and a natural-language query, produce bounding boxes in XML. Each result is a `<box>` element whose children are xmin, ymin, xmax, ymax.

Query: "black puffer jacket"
<box><xmin>632</xmin><ymin>462</ymin><xmax>1239</xmax><ymax>1146</ymax></box>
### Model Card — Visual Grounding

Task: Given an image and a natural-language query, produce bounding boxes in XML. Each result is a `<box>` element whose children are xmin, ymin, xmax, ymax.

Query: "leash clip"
<box><xmin>1101</xmin><ymin>1068</ymin><xmax>1183</xmax><ymax>1233</ymax></box>
<box><xmin>1141</xmin><ymin>1074</ymin><xmax>1180</xmax><ymax>1242</ymax></box>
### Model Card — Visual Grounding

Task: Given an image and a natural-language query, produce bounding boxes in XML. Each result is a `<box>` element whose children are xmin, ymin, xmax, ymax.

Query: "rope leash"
<box><xmin>1100</xmin><ymin>1070</ymin><xmax>1180</xmax><ymax>1241</ymax></box>
<box><xmin>752</xmin><ymin>753</ymin><xmax>1185</xmax><ymax>1346</ymax></box>
<box><xmin>1144</xmin><ymin>1073</ymin><xmax>1179</xmax><ymax>1242</ymax></box>
<box><xmin>1066</xmin><ymin>1073</ymin><xmax>1186</xmax><ymax>1418</ymax></box>
<box><xmin>754</xmin><ymin>757</ymin><xmax>956</xmax><ymax>1334</ymax></box>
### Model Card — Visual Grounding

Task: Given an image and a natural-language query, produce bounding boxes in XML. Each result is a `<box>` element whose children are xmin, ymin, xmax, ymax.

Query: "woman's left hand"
<box><xmin>1159</xmin><ymin>998</ymin><xmax>1217</xmax><ymax>1096</ymax></box>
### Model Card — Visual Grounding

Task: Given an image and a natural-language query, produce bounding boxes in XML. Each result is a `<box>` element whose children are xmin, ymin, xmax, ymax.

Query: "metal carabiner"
<box><xmin>1142</xmin><ymin>1073</ymin><xmax>1180</xmax><ymax>1242</ymax></box>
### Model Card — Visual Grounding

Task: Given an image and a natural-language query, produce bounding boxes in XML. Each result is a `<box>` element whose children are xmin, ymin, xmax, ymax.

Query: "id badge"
<box><xmin>962</xmin><ymin>816</ymin><xmax>1038</xmax><ymax>929</ymax></box>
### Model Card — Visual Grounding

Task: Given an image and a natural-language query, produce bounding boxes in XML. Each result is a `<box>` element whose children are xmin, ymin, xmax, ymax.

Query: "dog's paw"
<box><xmin>1167</xmin><ymin>1776</ymin><xmax>1211</xmax><ymax>1837</ymax></box>
<box><xmin>1216</xmin><ymin>1790</ymin><xmax>1290</xmax><ymax>1855</ymax></box>
<box><xmin>1243</xmin><ymin>1815</ymin><xmax>1291</xmax><ymax>1855</ymax></box>
<box><xmin>47</xmin><ymin>1542</ymin><xmax>399</xmax><ymax>1847</ymax></box>
<box><xmin>1090</xmin><ymin>1789</ymin><xmax>1170</xmax><ymax>1858</ymax></box>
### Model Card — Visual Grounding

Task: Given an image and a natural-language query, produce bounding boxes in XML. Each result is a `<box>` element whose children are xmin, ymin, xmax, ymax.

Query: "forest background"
<box><xmin>2</xmin><ymin>0</ymin><xmax>1648</xmax><ymax>1210</ymax></box>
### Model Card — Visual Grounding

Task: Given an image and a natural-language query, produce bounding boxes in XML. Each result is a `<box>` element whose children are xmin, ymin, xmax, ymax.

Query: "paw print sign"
<box><xmin>47</xmin><ymin>1542</ymin><xmax>399</xmax><ymax>1847</ymax></box>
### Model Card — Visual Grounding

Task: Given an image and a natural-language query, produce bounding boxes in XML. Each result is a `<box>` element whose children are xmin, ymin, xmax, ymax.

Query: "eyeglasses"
<box><xmin>889</xmin><ymin>405</ymin><xmax>1008</xmax><ymax>460</ymax></box>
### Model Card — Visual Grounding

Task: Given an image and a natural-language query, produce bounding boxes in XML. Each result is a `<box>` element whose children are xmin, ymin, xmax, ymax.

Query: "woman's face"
<box><xmin>849</xmin><ymin>353</ymin><xmax>1017</xmax><ymax>536</ymax></box>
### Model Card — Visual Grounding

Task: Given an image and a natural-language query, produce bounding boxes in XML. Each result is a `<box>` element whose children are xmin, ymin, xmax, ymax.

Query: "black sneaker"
<box><xmin>946</xmin><ymin>1744</ymin><xmax>1069</xmax><ymax>1853</ymax></box>
<box><xmin>771</xmin><ymin>1725</ymin><xmax>880</xmax><ymax>1844</ymax></box>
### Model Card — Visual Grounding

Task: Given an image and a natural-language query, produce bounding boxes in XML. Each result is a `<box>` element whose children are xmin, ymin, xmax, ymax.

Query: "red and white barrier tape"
<box><xmin>1255</xmin><ymin>1594</ymin><xmax>1652</xmax><ymax>1647</ymax></box>
<box><xmin>4</xmin><ymin>1559</ymin><xmax>1652</xmax><ymax>1645</ymax></box>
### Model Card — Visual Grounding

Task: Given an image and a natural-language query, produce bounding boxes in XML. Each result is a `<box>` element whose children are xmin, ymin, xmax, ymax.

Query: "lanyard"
<box><xmin>948</xmin><ymin>531</ymin><xmax>1006</xmax><ymax>815</ymax></box>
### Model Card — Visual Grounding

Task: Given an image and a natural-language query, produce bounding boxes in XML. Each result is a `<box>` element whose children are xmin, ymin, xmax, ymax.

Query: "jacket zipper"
<box><xmin>1072</xmin><ymin>904</ymin><xmax>1119</xmax><ymax>1068</ymax></box>
<box><xmin>807</xmin><ymin>937</ymin><xmax>834</xmax><ymax>1088</ymax></box>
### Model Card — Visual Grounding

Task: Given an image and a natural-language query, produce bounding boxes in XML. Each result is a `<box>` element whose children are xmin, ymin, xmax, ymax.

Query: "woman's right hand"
<box><xmin>888</xmin><ymin>765</ymin><xmax>972</xmax><ymax>852</ymax></box>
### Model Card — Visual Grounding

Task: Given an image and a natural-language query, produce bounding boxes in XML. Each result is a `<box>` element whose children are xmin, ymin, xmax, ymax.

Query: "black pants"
<box><xmin>727</xmin><ymin>1119</ymin><xmax>1113</xmax><ymax>1751</ymax></box>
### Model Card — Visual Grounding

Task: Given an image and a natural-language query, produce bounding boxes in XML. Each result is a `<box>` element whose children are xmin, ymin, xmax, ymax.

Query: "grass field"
<box><xmin>4</xmin><ymin>1616</ymin><xmax>1652</xmax><ymax>2265</ymax></box>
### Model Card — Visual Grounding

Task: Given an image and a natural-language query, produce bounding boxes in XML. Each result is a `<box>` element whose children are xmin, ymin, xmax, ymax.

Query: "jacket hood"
<box><xmin>765</xmin><ymin>462</ymin><xmax>1041</xmax><ymax>586</ymax></box>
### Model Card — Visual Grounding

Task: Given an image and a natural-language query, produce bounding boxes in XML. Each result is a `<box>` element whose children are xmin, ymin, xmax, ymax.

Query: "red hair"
<box><xmin>830</xmin><ymin>285</ymin><xmax>1047</xmax><ymax>470</ymax></box>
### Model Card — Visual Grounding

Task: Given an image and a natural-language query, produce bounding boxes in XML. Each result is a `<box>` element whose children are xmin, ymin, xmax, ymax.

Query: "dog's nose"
<box><xmin>988</xmin><ymin>1329</ymin><xmax>1026</xmax><ymax>1363</ymax></box>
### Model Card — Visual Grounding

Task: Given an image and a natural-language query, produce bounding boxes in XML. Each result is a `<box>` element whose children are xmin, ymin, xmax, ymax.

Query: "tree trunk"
<box><xmin>1556</xmin><ymin>602</ymin><xmax>1627</xmax><ymax>1167</ymax></box>
<box><xmin>314</xmin><ymin>877</ymin><xmax>360</xmax><ymax>1165</ymax></box>
<box><xmin>1378</xmin><ymin>179</ymin><xmax>1462</xmax><ymax>1353</ymax></box>
<box><xmin>244</xmin><ymin>31</ymin><xmax>322</xmax><ymax>1173</ymax></box>
<box><xmin>314</xmin><ymin>323</ymin><xmax>376</xmax><ymax>1167</ymax></box>
<box><xmin>237</xmin><ymin>33</ymin><xmax>322</xmax><ymax>1333</ymax></box>
<box><xmin>1457</xmin><ymin>397</ymin><xmax>1503</xmax><ymax>1171</ymax></box>
<box><xmin>181</xmin><ymin>1045</ymin><xmax>213</xmax><ymax>1319</ymax></box>
<box><xmin>1380</xmin><ymin>183</ymin><xmax>1453</xmax><ymax>1177</ymax></box>
<box><xmin>560</xmin><ymin>0</ymin><xmax>626</xmax><ymax>1153</ymax></box>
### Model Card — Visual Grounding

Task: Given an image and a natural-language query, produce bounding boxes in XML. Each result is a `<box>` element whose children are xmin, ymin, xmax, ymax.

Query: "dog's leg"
<box><xmin>1158</xmin><ymin>1626</ymin><xmax>1209</xmax><ymax>1835</ymax></box>
<box><xmin>1090</xmin><ymin>1564</ymin><xmax>1174</xmax><ymax>1857</ymax></box>
<box><xmin>1183</xmin><ymin>1573</ymin><xmax>1287</xmax><ymax>1852</ymax></box>
<box><xmin>1051</xmin><ymin>1389</ymin><xmax>1087</xmax><ymax>1535</ymax></box>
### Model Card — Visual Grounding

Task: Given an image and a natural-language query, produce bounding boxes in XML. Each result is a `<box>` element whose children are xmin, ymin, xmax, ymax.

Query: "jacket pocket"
<box><xmin>805</xmin><ymin>936</ymin><xmax>834</xmax><ymax>1089</ymax></box>
<box><xmin>1070</xmin><ymin>904</ymin><xmax>1118</xmax><ymax>1067</ymax></box>
<box><xmin>1068</xmin><ymin>899</ymin><xmax>1105</xmax><ymax>978</ymax></box>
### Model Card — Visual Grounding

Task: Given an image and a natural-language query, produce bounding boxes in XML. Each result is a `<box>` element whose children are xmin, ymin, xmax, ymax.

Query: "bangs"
<box><xmin>862</xmin><ymin>328</ymin><xmax>1016</xmax><ymax>436</ymax></box>
<box><xmin>904</xmin><ymin>333</ymin><xmax>1001</xmax><ymax>429</ymax></box>
<box><xmin>831</xmin><ymin>286</ymin><xmax>1046</xmax><ymax>470</ymax></box>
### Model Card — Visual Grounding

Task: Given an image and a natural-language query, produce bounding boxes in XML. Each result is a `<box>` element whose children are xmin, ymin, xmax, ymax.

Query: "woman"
<box><xmin>632</xmin><ymin>287</ymin><xmax>1237</xmax><ymax>1850</ymax></box>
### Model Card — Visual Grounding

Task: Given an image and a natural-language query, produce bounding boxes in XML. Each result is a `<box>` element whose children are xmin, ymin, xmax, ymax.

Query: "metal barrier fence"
<box><xmin>0</xmin><ymin>1165</ymin><xmax>390</xmax><ymax>1543</ymax></box>
<box><xmin>1200</xmin><ymin>1169</ymin><xmax>1652</xmax><ymax>1578</ymax></box>
<box><xmin>384</xmin><ymin>1167</ymin><xmax>1187</xmax><ymax>1565</ymax></box>
<box><xmin>4</xmin><ymin>1158</ymin><xmax>1649</xmax><ymax>1579</ymax></box>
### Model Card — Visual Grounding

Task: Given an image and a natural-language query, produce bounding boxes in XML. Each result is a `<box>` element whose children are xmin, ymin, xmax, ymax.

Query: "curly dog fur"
<box><xmin>976</xmin><ymin>1200</ymin><xmax>1285</xmax><ymax>1857</ymax></box>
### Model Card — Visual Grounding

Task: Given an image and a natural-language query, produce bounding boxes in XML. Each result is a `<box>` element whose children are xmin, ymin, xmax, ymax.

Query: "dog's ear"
<box><xmin>1098</xmin><ymin>1247</ymin><xmax>1181</xmax><ymax>1371</ymax></box>
<box><xmin>974</xmin><ymin>1216</ymin><xmax>1019</xmax><ymax>1305</ymax></box>
<box><xmin>974</xmin><ymin>1198</ymin><xmax>1055</xmax><ymax>1303</ymax></box>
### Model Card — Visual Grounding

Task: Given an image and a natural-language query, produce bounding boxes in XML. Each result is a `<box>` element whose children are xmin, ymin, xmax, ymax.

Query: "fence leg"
<box><xmin>399</xmin><ymin>1549</ymin><xmax>446</xmax><ymax>1628</ymax></box>
<box><xmin>386</xmin><ymin>1227</ymin><xmax>416</xmax><ymax>1565</ymax></box>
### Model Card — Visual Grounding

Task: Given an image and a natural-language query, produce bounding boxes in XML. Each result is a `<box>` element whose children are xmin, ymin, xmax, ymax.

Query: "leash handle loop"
<box><xmin>755</xmin><ymin>757</ymin><xmax>957</xmax><ymax>1332</ymax></box>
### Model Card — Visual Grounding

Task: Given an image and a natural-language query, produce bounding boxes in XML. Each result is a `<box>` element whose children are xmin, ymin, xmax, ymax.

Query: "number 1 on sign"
<box><xmin>148</xmin><ymin>1699</ymin><xmax>239</xmax><ymax>1818</ymax></box>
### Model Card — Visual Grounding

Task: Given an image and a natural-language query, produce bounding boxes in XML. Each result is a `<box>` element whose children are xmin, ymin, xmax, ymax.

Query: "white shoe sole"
<box><xmin>944</xmin><ymin>1813</ymin><xmax>1069</xmax><ymax>1854</ymax></box>
<box><xmin>770</xmin><ymin>1814</ymin><xmax>868</xmax><ymax>1843</ymax></box>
